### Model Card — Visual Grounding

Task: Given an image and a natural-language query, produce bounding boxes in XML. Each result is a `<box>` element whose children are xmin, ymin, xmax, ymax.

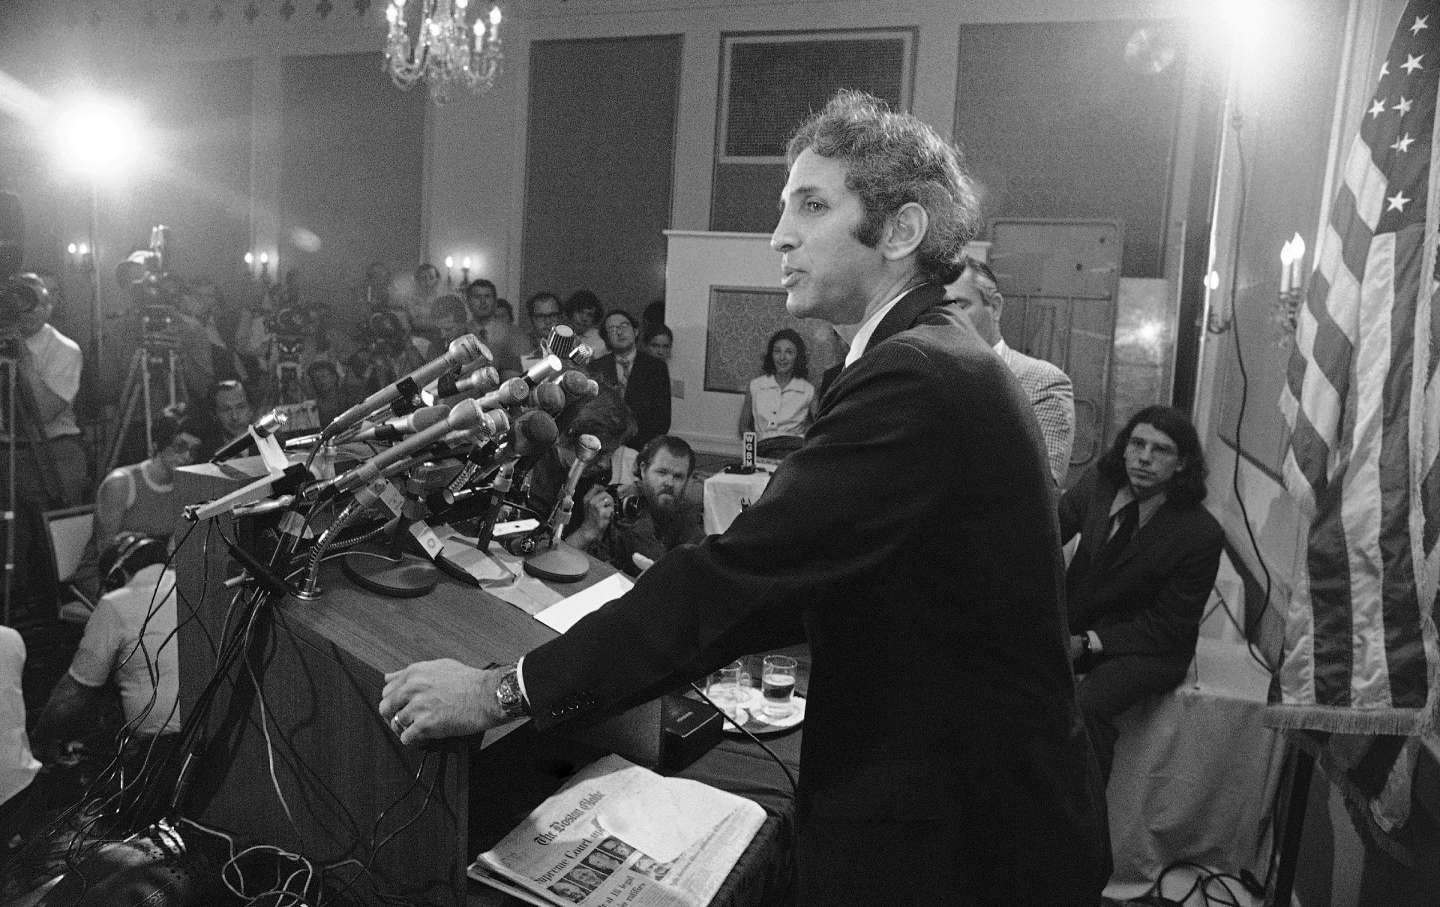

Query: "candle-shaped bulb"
<box><xmin>489</xmin><ymin>5</ymin><xmax>501</xmax><ymax>25</ymax></box>
<box><xmin>68</xmin><ymin>242</ymin><xmax>78</xmax><ymax>255</ymax></box>
<box><xmin>78</xmin><ymin>243</ymin><xmax>89</xmax><ymax>256</ymax></box>
<box><xmin>245</xmin><ymin>252</ymin><xmax>254</xmax><ymax>266</ymax></box>
<box><xmin>445</xmin><ymin>255</ymin><xmax>454</xmax><ymax>268</ymax></box>
<box><xmin>260</xmin><ymin>252</ymin><xmax>270</xmax><ymax>265</ymax></box>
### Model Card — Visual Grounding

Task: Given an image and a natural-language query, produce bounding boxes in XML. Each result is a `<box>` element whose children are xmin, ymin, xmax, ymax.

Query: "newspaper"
<box><xmin>469</xmin><ymin>754</ymin><xmax>766</xmax><ymax>906</ymax></box>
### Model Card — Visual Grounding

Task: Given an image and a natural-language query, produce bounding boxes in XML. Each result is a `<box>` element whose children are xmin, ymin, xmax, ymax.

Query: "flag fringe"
<box><xmin>1264</xmin><ymin>703</ymin><xmax>1422</xmax><ymax>735</ymax></box>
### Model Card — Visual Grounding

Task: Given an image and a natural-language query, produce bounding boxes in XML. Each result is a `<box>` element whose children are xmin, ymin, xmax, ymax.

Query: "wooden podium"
<box><xmin>174</xmin><ymin>458</ymin><xmax>659</xmax><ymax>905</ymax></box>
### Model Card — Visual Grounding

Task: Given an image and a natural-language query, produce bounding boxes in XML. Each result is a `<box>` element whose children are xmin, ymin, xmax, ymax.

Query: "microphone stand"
<box><xmin>338</xmin><ymin>469</ymin><xmax>442</xmax><ymax>599</ymax></box>
<box><xmin>522</xmin><ymin>434</ymin><xmax>599</xmax><ymax>583</ymax></box>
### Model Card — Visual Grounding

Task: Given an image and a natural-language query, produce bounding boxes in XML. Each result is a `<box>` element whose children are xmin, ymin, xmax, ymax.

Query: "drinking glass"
<box><xmin>761</xmin><ymin>654</ymin><xmax>797</xmax><ymax>719</ymax></box>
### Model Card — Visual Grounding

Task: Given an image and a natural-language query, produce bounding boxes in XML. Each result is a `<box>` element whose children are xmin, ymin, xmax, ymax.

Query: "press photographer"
<box><xmin>0</xmin><ymin>273</ymin><xmax>86</xmax><ymax>624</ymax></box>
<box><xmin>603</xmin><ymin>434</ymin><xmax>705</xmax><ymax>577</ymax></box>
<box><xmin>346</xmin><ymin>309</ymin><xmax>426</xmax><ymax>400</ymax></box>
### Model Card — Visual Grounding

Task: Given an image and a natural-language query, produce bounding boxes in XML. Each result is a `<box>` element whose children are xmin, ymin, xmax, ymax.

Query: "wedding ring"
<box><xmin>391</xmin><ymin>716</ymin><xmax>406</xmax><ymax>735</ymax></box>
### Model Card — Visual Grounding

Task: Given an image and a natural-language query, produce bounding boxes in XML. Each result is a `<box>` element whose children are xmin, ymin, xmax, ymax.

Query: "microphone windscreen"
<box><xmin>512</xmin><ymin>410</ymin><xmax>559</xmax><ymax>457</ymax></box>
<box><xmin>559</xmin><ymin>370</ymin><xmax>600</xmax><ymax>402</ymax></box>
<box><xmin>530</xmin><ymin>381</ymin><xmax>567</xmax><ymax>414</ymax></box>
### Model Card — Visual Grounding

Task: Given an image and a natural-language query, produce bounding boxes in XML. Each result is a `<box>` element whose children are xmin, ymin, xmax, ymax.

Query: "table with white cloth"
<box><xmin>1103</xmin><ymin>636</ymin><xmax>1285</xmax><ymax>902</ymax></box>
<box><xmin>702</xmin><ymin>466</ymin><xmax>773</xmax><ymax>535</ymax></box>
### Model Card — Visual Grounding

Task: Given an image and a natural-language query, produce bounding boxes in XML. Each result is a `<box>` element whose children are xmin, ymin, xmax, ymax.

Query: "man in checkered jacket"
<box><xmin>947</xmin><ymin>256</ymin><xmax>1075</xmax><ymax>486</ymax></box>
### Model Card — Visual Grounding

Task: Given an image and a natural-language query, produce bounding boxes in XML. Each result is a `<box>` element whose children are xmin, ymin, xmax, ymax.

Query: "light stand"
<box><xmin>1</xmin><ymin>349</ymin><xmax>15</xmax><ymax>624</ymax></box>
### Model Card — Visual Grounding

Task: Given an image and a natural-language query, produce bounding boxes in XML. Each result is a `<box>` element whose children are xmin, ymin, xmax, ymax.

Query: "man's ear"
<box><xmin>880</xmin><ymin>202</ymin><xmax>928</xmax><ymax>262</ymax></box>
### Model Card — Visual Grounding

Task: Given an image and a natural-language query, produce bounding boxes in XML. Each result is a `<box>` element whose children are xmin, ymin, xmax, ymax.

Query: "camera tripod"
<box><xmin>0</xmin><ymin>346</ymin><xmax>70</xmax><ymax>624</ymax></box>
<box><xmin>104</xmin><ymin>336</ymin><xmax>183</xmax><ymax>475</ymax></box>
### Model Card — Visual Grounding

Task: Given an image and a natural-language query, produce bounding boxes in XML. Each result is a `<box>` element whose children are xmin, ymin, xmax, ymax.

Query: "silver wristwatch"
<box><xmin>495</xmin><ymin>664</ymin><xmax>530</xmax><ymax>720</ymax></box>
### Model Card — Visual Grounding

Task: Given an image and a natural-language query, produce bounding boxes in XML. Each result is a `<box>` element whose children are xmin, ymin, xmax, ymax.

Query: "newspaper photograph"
<box><xmin>469</xmin><ymin>754</ymin><xmax>766</xmax><ymax>906</ymax></box>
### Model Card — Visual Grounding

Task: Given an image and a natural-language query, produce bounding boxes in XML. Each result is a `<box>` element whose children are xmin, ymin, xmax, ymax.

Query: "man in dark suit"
<box><xmin>380</xmin><ymin>90</ymin><xmax>1109</xmax><ymax>904</ymax></box>
<box><xmin>588</xmin><ymin>309</ymin><xmax>671</xmax><ymax>450</ymax></box>
<box><xmin>1059</xmin><ymin>404</ymin><xmax>1224</xmax><ymax>784</ymax></box>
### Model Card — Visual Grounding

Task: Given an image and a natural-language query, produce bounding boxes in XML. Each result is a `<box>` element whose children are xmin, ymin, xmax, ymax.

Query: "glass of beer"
<box><xmin>761</xmin><ymin>654</ymin><xmax>798</xmax><ymax>719</ymax></box>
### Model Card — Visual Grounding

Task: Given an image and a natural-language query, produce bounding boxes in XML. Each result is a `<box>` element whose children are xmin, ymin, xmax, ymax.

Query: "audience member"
<box><xmin>520</xmin><ymin>291</ymin><xmax>565</xmax><ymax>372</ymax></box>
<box><xmin>1060</xmin><ymin>405</ymin><xmax>1223</xmax><ymax>784</ymax></box>
<box><xmin>526</xmin><ymin>385</ymin><xmax>636</xmax><ymax>553</ymax></box>
<box><xmin>403</xmin><ymin>262</ymin><xmax>443</xmax><ymax>341</ymax></box>
<box><xmin>463</xmin><ymin>279</ymin><xmax>498</xmax><ymax>330</ymax></box>
<box><xmin>463</xmin><ymin>281</ymin><xmax>523</xmax><ymax>376</ymax></box>
<box><xmin>640</xmin><ymin>323</ymin><xmax>673</xmax><ymax>363</ymax></box>
<box><xmin>0</xmin><ymin>626</ymin><xmax>40</xmax><ymax>832</ymax></box>
<box><xmin>565</xmin><ymin>290</ymin><xmax>607</xmax><ymax>359</ymax></box>
<box><xmin>606</xmin><ymin>435</ymin><xmax>705</xmax><ymax>576</ymax></box>
<box><xmin>33</xmin><ymin>532</ymin><xmax>180</xmax><ymax>825</ymax></box>
<box><xmin>946</xmin><ymin>256</ymin><xmax>1075</xmax><ymax>486</ymax></box>
<box><xmin>0</xmin><ymin>273</ymin><xmax>87</xmax><ymax>624</ymax></box>
<box><xmin>641</xmin><ymin>298</ymin><xmax>665</xmax><ymax>331</ymax></box>
<box><xmin>346</xmin><ymin>311</ymin><xmax>426</xmax><ymax>400</ymax></box>
<box><xmin>306</xmin><ymin>358</ymin><xmax>350</xmax><ymax>427</ymax></box>
<box><xmin>589</xmin><ymin>310</ymin><xmax>671</xmax><ymax>450</ymax></box>
<box><xmin>495</xmin><ymin>298</ymin><xmax>516</xmax><ymax>326</ymax></box>
<box><xmin>176</xmin><ymin>279</ymin><xmax>245</xmax><ymax>403</ymax></box>
<box><xmin>191</xmin><ymin>378</ymin><xmax>254</xmax><ymax>460</ymax></box>
<box><xmin>94</xmin><ymin>408</ymin><xmax>198</xmax><ymax>549</ymax></box>
<box><xmin>738</xmin><ymin>327</ymin><xmax>814</xmax><ymax>459</ymax></box>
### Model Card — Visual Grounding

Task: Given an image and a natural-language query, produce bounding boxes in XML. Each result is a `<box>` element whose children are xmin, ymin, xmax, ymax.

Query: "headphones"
<box><xmin>1</xmin><ymin>272</ymin><xmax>48</xmax><ymax>315</ymax></box>
<box><xmin>99</xmin><ymin>532</ymin><xmax>169</xmax><ymax>594</ymax></box>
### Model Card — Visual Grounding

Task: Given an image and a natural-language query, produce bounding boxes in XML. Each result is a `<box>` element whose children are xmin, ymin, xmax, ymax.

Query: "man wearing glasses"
<box><xmin>521</xmin><ymin>291</ymin><xmax>565</xmax><ymax>373</ymax></box>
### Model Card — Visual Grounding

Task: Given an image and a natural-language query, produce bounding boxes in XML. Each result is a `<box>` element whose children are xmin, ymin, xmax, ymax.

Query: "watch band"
<box><xmin>495</xmin><ymin>664</ymin><xmax>530</xmax><ymax>720</ymax></box>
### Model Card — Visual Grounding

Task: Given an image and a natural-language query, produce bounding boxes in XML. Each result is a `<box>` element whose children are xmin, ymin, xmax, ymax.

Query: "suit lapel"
<box><xmin>866</xmin><ymin>283</ymin><xmax>945</xmax><ymax>351</ymax></box>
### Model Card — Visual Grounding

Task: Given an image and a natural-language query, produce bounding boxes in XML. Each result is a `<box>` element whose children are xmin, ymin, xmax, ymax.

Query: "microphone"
<box><xmin>546</xmin><ymin>434</ymin><xmax>602</xmax><ymax>547</ymax></box>
<box><xmin>345</xmin><ymin>405</ymin><xmax>450</xmax><ymax>443</ymax></box>
<box><xmin>331</xmin><ymin>398</ymin><xmax>505</xmax><ymax>494</ymax></box>
<box><xmin>477</xmin><ymin>376</ymin><xmax>531</xmax><ymax>410</ymax></box>
<box><xmin>320</xmin><ymin>334</ymin><xmax>487</xmax><ymax>441</ymax></box>
<box><xmin>543</xmin><ymin>324</ymin><xmax>578</xmax><ymax>361</ymax></box>
<box><xmin>522</xmin><ymin>354</ymin><xmax>565</xmax><ymax>387</ymax></box>
<box><xmin>211</xmin><ymin>408</ymin><xmax>290</xmax><ymax>463</ymax></box>
<box><xmin>567</xmin><ymin>343</ymin><xmax>595</xmax><ymax>368</ymax></box>
<box><xmin>435</xmin><ymin>365</ymin><xmax>500</xmax><ymax>400</ymax></box>
<box><xmin>529</xmin><ymin>381</ymin><xmax>567</xmax><ymax>414</ymax></box>
<box><xmin>559</xmin><ymin>369</ymin><xmax>599</xmax><ymax>401</ymax></box>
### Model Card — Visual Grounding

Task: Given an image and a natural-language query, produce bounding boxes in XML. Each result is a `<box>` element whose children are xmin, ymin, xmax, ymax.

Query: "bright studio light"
<box><xmin>51</xmin><ymin>96</ymin><xmax>149</xmax><ymax>180</ymax></box>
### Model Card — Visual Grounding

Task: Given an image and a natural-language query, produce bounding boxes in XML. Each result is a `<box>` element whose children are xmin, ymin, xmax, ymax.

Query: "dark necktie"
<box><xmin>1096</xmin><ymin>499</ymin><xmax>1139</xmax><ymax>572</ymax></box>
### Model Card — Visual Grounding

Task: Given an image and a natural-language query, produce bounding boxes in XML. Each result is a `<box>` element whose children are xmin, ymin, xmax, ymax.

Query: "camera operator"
<box><xmin>0</xmin><ymin>273</ymin><xmax>86</xmax><ymax>624</ymax></box>
<box><xmin>605</xmin><ymin>435</ymin><xmax>705</xmax><ymax>577</ymax></box>
<box><xmin>177</xmin><ymin>278</ymin><xmax>245</xmax><ymax>402</ymax></box>
<box><xmin>344</xmin><ymin>310</ymin><xmax>426</xmax><ymax>400</ymax></box>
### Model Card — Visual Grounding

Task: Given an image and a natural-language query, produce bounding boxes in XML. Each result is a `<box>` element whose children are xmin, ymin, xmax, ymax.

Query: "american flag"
<box><xmin>1276</xmin><ymin>0</ymin><xmax>1440</xmax><ymax>741</ymax></box>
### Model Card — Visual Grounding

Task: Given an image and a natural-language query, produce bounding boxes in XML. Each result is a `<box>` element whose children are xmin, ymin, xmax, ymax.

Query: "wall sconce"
<box><xmin>1274</xmin><ymin>233</ymin><xmax>1306</xmax><ymax>346</ymax></box>
<box><xmin>67</xmin><ymin>241</ymin><xmax>93</xmax><ymax>272</ymax></box>
<box><xmin>444</xmin><ymin>255</ymin><xmax>455</xmax><ymax>288</ymax></box>
<box><xmin>244</xmin><ymin>251</ymin><xmax>274</xmax><ymax>285</ymax></box>
<box><xmin>461</xmin><ymin>256</ymin><xmax>472</xmax><ymax>287</ymax></box>
<box><xmin>1203</xmin><ymin>268</ymin><xmax>1232</xmax><ymax>334</ymax></box>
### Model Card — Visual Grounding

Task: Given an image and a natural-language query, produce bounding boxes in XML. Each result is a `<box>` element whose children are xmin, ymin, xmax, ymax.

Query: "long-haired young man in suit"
<box><xmin>381</xmin><ymin>90</ymin><xmax>1110</xmax><ymax>905</ymax></box>
<box><xmin>1060</xmin><ymin>404</ymin><xmax>1223</xmax><ymax>784</ymax></box>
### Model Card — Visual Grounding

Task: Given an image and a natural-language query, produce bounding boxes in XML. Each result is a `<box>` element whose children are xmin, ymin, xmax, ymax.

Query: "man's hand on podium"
<box><xmin>379</xmin><ymin>658</ymin><xmax>508</xmax><ymax>745</ymax></box>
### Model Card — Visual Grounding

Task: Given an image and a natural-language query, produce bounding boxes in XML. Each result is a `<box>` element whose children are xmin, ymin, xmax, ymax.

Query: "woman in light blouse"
<box><xmin>738</xmin><ymin>327</ymin><xmax>815</xmax><ymax>458</ymax></box>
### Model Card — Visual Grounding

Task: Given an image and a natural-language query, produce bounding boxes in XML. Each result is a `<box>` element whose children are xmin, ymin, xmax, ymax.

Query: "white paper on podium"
<box><xmin>534</xmin><ymin>572</ymin><xmax>633</xmax><ymax>633</ymax></box>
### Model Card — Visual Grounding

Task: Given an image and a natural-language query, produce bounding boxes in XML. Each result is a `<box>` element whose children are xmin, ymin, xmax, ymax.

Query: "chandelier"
<box><xmin>384</xmin><ymin>0</ymin><xmax>504</xmax><ymax>103</ymax></box>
